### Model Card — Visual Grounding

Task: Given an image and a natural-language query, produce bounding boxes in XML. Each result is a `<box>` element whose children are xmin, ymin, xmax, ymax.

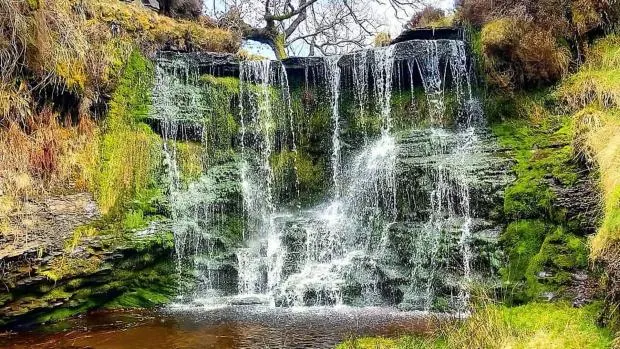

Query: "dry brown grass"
<box><xmin>0</xmin><ymin>108</ymin><xmax>99</xmax><ymax>204</ymax></box>
<box><xmin>480</xmin><ymin>18</ymin><xmax>571</xmax><ymax>89</ymax></box>
<box><xmin>0</xmin><ymin>0</ymin><xmax>240</xmax><ymax>220</ymax></box>
<box><xmin>563</xmin><ymin>34</ymin><xmax>620</xmax><ymax>334</ymax></box>
<box><xmin>559</xmin><ymin>34</ymin><xmax>620</xmax><ymax>110</ymax></box>
<box><xmin>0</xmin><ymin>0</ymin><xmax>239</xmax><ymax>124</ymax></box>
<box><xmin>457</xmin><ymin>0</ymin><xmax>618</xmax><ymax>88</ymax></box>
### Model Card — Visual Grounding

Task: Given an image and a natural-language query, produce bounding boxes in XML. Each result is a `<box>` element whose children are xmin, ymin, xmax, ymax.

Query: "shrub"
<box><xmin>408</xmin><ymin>6</ymin><xmax>447</xmax><ymax>28</ymax></box>
<box><xmin>373</xmin><ymin>32</ymin><xmax>391</xmax><ymax>47</ymax></box>
<box><xmin>457</xmin><ymin>0</ymin><xmax>616</xmax><ymax>88</ymax></box>
<box><xmin>160</xmin><ymin>0</ymin><xmax>204</xmax><ymax>20</ymax></box>
<box><xmin>454</xmin><ymin>0</ymin><xmax>495</xmax><ymax>28</ymax></box>
<box><xmin>480</xmin><ymin>18</ymin><xmax>570</xmax><ymax>89</ymax></box>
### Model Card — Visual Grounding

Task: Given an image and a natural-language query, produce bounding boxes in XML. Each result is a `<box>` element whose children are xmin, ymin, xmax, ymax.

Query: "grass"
<box><xmin>572</xmin><ymin>107</ymin><xmax>620</xmax><ymax>258</ymax></box>
<box><xmin>491</xmin><ymin>94</ymin><xmax>579</xmax><ymax>221</ymax></box>
<box><xmin>558</xmin><ymin>35</ymin><xmax>620</xmax><ymax>110</ymax></box>
<box><xmin>0</xmin><ymin>108</ymin><xmax>99</xmax><ymax>218</ymax></box>
<box><xmin>0</xmin><ymin>0</ymin><xmax>240</xmax><ymax>222</ymax></box>
<box><xmin>337</xmin><ymin>302</ymin><xmax>613</xmax><ymax>349</ymax></box>
<box><xmin>558</xmin><ymin>35</ymin><xmax>620</xmax><ymax>262</ymax></box>
<box><xmin>92</xmin><ymin>0</ymin><xmax>240</xmax><ymax>54</ymax></box>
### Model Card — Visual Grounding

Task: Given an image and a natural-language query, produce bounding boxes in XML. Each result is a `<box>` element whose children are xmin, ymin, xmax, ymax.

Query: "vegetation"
<box><xmin>456</xmin><ymin>0</ymin><xmax>619</xmax><ymax>89</ymax></box>
<box><xmin>407</xmin><ymin>6</ymin><xmax>453</xmax><ymax>29</ymax></box>
<box><xmin>338</xmin><ymin>302</ymin><xmax>612</xmax><ymax>349</ymax></box>
<box><xmin>557</xmin><ymin>34</ymin><xmax>620</xmax><ymax>331</ymax></box>
<box><xmin>96</xmin><ymin>50</ymin><xmax>162</xmax><ymax>217</ymax></box>
<box><xmin>0</xmin><ymin>0</ymin><xmax>241</xmax><ymax>328</ymax></box>
<box><xmin>339</xmin><ymin>5</ymin><xmax>620</xmax><ymax>349</ymax></box>
<box><xmin>0</xmin><ymin>0</ymin><xmax>239</xmax><ymax>226</ymax></box>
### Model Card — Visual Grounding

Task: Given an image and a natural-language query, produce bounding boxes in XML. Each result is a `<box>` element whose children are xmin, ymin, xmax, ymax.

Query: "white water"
<box><xmin>154</xmin><ymin>39</ymin><xmax>483</xmax><ymax>310</ymax></box>
<box><xmin>325</xmin><ymin>55</ymin><xmax>343</xmax><ymax>199</ymax></box>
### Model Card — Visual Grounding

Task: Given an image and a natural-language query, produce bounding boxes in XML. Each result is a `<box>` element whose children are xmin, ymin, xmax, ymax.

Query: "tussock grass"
<box><xmin>0</xmin><ymin>0</ymin><xmax>239</xmax><ymax>221</ymax></box>
<box><xmin>559</xmin><ymin>35</ymin><xmax>620</xmax><ymax>110</ymax></box>
<box><xmin>574</xmin><ymin>107</ymin><xmax>620</xmax><ymax>257</ymax></box>
<box><xmin>560</xmin><ymin>33</ymin><xmax>620</xmax><ymax>334</ymax></box>
<box><xmin>0</xmin><ymin>108</ymin><xmax>99</xmax><ymax>216</ymax></box>
<box><xmin>561</xmin><ymin>34</ymin><xmax>620</xmax><ymax>260</ymax></box>
<box><xmin>337</xmin><ymin>302</ymin><xmax>612</xmax><ymax>349</ymax></box>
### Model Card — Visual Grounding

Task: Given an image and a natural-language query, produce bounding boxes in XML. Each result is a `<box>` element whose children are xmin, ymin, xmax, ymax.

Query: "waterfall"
<box><xmin>373</xmin><ymin>45</ymin><xmax>396</xmax><ymax>133</ymax></box>
<box><xmin>152</xmin><ymin>57</ymin><xmax>237</xmax><ymax>299</ymax></box>
<box><xmin>325</xmin><ymin>55</ymin><xmax>343</xmax><ymax>198</ymax></box>
<box><xmin>401</xmin><ymin>39</ymin><xmax>479</xmax><ymax>311</ymax></box>
<box><xmin>274</xmin><ymin>45</ymin><xmax>399</xmax><ymax>307</ymax></box>
<box><xmin>236</xmin><ymin>60</ymin><xmax>286</xmax><ymax>299</ymax></box>
<box><xmin>152</xmin><ymin>38</ymin><xmax>494</xmax><ymax>311</ymax></box>
<box><xmin>352</xmin><ymin>50</ymin><xmax>369</xmax><ymax>142</ymax></box>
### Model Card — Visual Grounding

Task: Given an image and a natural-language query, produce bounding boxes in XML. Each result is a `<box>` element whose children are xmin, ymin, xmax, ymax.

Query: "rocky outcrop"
<box><xmin>271</xmin><ymin>127</ymin><xmax>514</xmax><ymax>310</ymax></box>
<box><xmin>0</xmin><ymin>193</ymin><xmax>99</xmax><ymax>263</ymax></box>
<box><xmin>0</xmin><ymin>193</ymin><xmax>177</xmax><ymax>329</ymax></box>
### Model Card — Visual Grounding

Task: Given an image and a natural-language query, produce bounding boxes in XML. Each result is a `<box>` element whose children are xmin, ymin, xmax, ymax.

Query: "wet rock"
<box><xmin>541</xmin><ymin>292</ymin><xmax>556</xmax><ymax>301</ymax></box>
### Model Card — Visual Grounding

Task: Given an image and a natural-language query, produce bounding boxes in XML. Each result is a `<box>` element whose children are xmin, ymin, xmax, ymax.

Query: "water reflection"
<box><xmin>0</xmin><ymin>306</ymin><xmax>436</xmax><ymax>349</ymax></box>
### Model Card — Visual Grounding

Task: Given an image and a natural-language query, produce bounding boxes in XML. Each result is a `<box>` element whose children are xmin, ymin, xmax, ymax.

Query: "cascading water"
<box><xmin>152</xmin><ymin>38</ymin><xmax>503</xmax><ymax>311</ymax></box>
<box><xmin>325</xmin><ymin>55</ymin><xmax>343</xmax><ymax>198</ymax></box>
<box><xmin>401</xmin><ymin>40</ymin><xmax>480</xmax><ymax>311</ymax></box>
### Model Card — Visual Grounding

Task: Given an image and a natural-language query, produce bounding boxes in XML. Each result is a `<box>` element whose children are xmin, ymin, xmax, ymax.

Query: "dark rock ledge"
<box><xmin>0</xmin><ymin>194</ymin><xmax>176</xmax><ymax>329</ymax></box>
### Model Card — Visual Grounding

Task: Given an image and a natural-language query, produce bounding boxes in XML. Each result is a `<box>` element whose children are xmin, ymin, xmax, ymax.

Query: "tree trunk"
<box><xmin>241</xmin><ymin>24</ymin><xmax>288</xmax><ymax>60</ymax></box>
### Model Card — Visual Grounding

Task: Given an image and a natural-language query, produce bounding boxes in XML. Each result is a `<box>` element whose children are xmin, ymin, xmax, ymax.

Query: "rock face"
<box><xmin>149</xmin><ymin>37</ymin><xmax>522</xmax><ymax>311</ymax></box>
<box><xmin>269</xmin><ymin>127</ymin><xmax>514</xmax><ymax>309</ymax></box>
<box><xmin>0</xmin><ymin>193</ymin><xmax>177</xmax><ymax>329</ymax></box>
<box><xmin>0</xmin><ymin>193</ymin><xmax>99</xmax><ymax>262</ymax></box>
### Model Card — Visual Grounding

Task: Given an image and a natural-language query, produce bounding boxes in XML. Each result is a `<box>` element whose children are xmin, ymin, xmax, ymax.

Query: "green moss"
<box><xmin>122</xmin><ymin>210</ymin><xmax>148</xmax><ymax>230</ymax></box>
<box><xmin>34</xmin><ymin>301</ymin><xmax>97</xmax><ymax>325</ymax></box>
<box><xmin>200</xmin><ymin>74</ymin><xmax>240</xmax><ymax>93</ymax></box>
<box><xmin>2</xmin><ymin>230</ymin><xmax>179</xmax><ymax>327</ymax></box>
<box><xmin>176</xmin><ymin>141</ymin><xmax>204</xmax><ymax>185</ymax></box>
<box><xmin>39</xmin><ymin>256</ymin><xmax>103</xmax><ymax>282</ymax></box>
<box><xmin>198</xmin><ymin>75</ymin><xmax>242</xmax><ymax>157</ymax></box>
<box><xmin>105</xmin><ymin>288</ymin><xmax>171</xmax><ymax>309</ymax></box>
<box><xmin>490</xmin><ymin>91</ymin><xmax>589</xmax><ymax>302</ymax></box>
<box><xmin>499</xmin><ymin>302</ymin><xmax>612</xmax><ymax>348</ymax></box>
<box><xmin>273</xmin><ymin>33</ymin><xmax>287</xmax><ymax>59</ymax></box>
<box><xmin>491</xmin><ymin>99</ymin><xmax>579</xmax><ymax>220</ymax></box>
<box><xmin>525</xmin><ymin>227</ymin><xmax>589</xmax><ymax>299</ymax></box>
<box><xmin>500</xmin><ymin>220</ymin><xmax>548</xmax><ymax>288</ymax></box>
<box><xmin>96</xmin><ymin>49</ymin><xmax>163</xmax><ymax>218</ymax></box>
<box><xmin>271</xmin><ymin>149</ymin><xmax>326</xmax><ymax>204</ymax></box>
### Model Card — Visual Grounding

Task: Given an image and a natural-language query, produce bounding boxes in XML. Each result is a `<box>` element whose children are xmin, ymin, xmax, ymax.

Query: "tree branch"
<box><xmin>265</xmin><ymin>0</ymin><xmax>320</xmax><ymax>21</ymax></box>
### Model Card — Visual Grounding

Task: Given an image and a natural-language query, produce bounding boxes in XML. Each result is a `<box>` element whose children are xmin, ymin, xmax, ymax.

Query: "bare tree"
<box><xmin>212</xmin><ymin>0</ymin><xmax>427</xmax><ymax>58</ymax></box>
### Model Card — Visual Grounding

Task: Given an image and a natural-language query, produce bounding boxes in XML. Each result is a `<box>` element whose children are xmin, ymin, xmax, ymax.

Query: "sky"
<box><xmin>204</xmin><ymin>0</ymin><xmax>456</xmax><ymax>58</ymax></box>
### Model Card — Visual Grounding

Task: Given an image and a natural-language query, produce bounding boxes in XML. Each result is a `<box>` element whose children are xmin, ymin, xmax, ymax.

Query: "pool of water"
<box><xmin>0</xmin><ymin>306</ymin><xmax>438</xmax><ymax>348</ymax></box>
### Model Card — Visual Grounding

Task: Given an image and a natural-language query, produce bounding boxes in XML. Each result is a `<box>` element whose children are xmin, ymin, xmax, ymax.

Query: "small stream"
<box><xmin>0</xmin><ymin>307</ymin><xmax>440</xmax><ymax>349</ymax></box>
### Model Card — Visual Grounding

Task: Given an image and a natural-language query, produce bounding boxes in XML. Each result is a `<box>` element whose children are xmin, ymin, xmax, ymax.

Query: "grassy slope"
<box><xmin>337</xmin><ymin>302</ymin><xmax>612</xmax><ymax>349</ymax></box>
<box><xmin>0</xmin><ymin>0</ymin><xmax>239</xmax><ymax>224</ymax></box>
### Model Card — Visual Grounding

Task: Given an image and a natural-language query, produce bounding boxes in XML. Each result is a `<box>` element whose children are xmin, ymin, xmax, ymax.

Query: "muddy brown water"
<box><xmin>0</xmin><ymin>306</ymin><xmax>438</xmax><ymax>349</ymax></box>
